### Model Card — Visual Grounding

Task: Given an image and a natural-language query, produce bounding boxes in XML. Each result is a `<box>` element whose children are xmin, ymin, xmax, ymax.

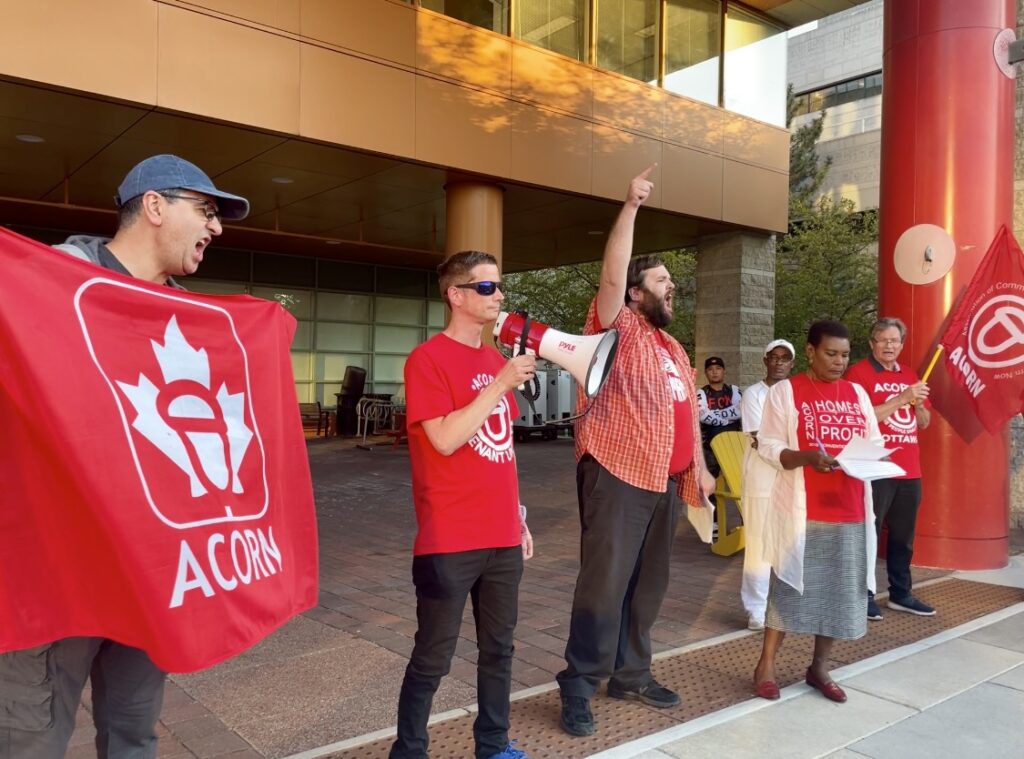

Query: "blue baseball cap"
<box><xmin>115</xmin><ymin>154</ymin><xmax>250</xmax><ymax>220</ymax></box>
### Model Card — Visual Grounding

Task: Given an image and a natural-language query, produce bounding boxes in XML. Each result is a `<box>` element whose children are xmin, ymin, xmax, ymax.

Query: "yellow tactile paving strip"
<box><xmin>330</xmin><ymin>579</ymin><xmax>1024</xmax><ymax>759</ymax></box>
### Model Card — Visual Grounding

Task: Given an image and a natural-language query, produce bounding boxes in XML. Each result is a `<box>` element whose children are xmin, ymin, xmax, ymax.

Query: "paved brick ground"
<box><xmin>67</xmin><ymin>434</ymin><xmax>983</xmax><ymax>758</ymax></box>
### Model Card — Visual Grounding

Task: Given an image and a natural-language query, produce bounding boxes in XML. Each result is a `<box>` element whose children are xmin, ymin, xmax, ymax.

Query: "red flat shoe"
<box><xmin>753</xmin><ymin>680</ymin><xmax>780</xmax><ymax>700</ymax></box>
<box><xmin>805</xmin><ymin>667</ymin><xmax>846</xmax><ymax>702</ymax></box>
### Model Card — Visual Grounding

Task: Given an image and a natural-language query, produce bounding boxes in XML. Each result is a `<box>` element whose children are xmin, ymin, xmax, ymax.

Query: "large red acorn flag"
<box><xmin>0</xmin><ymin>228</ymin><xmax>318</xmax><ymax>673</ymax></box>
<box><xmin>938</xmin><ymin>224</ymin><xmax>1024</xmax><ymax>435</ymax></box>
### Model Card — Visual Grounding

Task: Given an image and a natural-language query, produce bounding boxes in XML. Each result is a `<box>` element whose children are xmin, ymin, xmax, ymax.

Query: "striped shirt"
<box><xmin>574</xmin><ymin>301</ymin><xmax>704</xmax><ymax>505</ymax></box>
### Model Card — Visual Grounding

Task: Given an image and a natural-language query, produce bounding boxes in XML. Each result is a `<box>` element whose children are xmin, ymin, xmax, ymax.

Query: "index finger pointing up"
<box><xmin>637</xmin><ymin>163</ymin><xmax>657</xmax><ymax>180</ymax></box>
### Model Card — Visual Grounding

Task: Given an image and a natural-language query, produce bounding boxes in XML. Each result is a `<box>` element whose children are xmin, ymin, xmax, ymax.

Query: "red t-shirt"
<box><xmin>790</xmin><ymin>373</ymin><xmax>866</xmax><ymax>523</ymax></box>
<box><xmin>845</xmin><ymin>358</ymin><xmax>926</xmax><ymax>479</ymax></box>
<box><xmin>655</xmin><ymin>332</ymin><xmax>694</xmax><ymax>475</ymax></box>
<box><xmin>404</xmin><ymin>333</ymin><xmax>521</xmax><ymax>555</ymax></box>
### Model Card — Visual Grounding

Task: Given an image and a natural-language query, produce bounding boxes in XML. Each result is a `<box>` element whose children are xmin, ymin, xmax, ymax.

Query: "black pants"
<box><xmin>871</xmin><ymin>478</ymin><xmax>923</xmax><ymax>600</ymax></box>
<box><xmin>557</xmin><ymin>456</ymin><xmax>679</xmax><ymax>699</ymax></box>
<box><xmin>702</xmin><ymin>440</ymin><xmax>721</xmax><ymax>479</ymax></box>
<box><xmin>0</xmin><ymin>638</ymin><xmax>165</xmax><ymax>759</ymax></box>
<box><xmin>390</xmin><ymin>547</ymin><xmax>523</xmax><ymax>759</ymax></box>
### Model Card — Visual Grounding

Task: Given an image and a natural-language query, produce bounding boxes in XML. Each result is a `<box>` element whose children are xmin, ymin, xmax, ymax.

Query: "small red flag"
<box><xmin>0</xmin><ymin>228</ymin><xmax>318</xmax><ymax>672</ymax></box>
<box><xmin>938</xmin><ymin>224</ymin><xmax>1024</xmax><ymax>435</ymax></box>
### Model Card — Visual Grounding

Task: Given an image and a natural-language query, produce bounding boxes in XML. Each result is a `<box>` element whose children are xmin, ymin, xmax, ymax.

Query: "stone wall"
<box><xmin>695</xmin><ymin>233</ymin><xmax>777</xmax><ymax>388</ymax></box>
<box><xmin>788</xmin><ymin>1</ymin><xmax>882</xmax><ymax>92</ymax></box>
<box><xmin>1011</xmin><ymin>0</ymin><xmax>1024</xmax><ymax>530</ymax></box>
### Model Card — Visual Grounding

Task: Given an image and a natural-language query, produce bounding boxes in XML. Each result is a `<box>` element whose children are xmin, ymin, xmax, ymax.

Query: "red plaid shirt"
<box><xmin>575</xmin><ymin>301</ymin><xmax>704</xmax><ymax>505</ymax></box>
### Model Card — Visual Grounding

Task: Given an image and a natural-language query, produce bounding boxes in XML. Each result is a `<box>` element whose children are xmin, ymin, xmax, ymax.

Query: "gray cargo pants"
<box><xmin>0</xmin><ymin>637</ymin><xmax>165</xmax><ymax>758</ymax></box>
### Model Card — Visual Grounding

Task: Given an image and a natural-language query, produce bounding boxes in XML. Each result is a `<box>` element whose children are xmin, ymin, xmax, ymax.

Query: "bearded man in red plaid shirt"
<box><xmin>557</xmin><ymin>166</ymin><xmax>716</xmax><ymax>737</ymax></box>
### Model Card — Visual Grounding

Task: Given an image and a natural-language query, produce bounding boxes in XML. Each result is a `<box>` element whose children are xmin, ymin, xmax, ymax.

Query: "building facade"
<box><xmin>2</xmin><ymin>1</ymin><xmax>875</xmax><ymax>401</ymax></box>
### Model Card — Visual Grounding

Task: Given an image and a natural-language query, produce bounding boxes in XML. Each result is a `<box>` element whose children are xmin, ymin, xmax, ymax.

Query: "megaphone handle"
<box><xmin>517</xmin><ymin>348</ymin><xmax>536</xmax><ymax>392</ymax></box>
<box><xmin>516</xmin><ymin>310</ymin><xmax>531</xmax><ymax>356</ymax></box>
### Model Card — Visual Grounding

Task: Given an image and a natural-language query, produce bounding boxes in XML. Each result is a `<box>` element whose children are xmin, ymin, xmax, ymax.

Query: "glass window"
<box><xmin>318</xmin><ymin>292</ymin><xmax>372</xmax><ymax>322</ymax></box>
<box><xmin>191</xmin><ymin>248</ymin><xmax>250</xmax><ymax>282</ymax></box>
<box><xmin>421</xmin><ymin>0</ymin><xmax>508</xmax><ymax>34</ymax></box>
<box><xmin>377</xmin><ymin>266</ymin><xmax>427</xmax><ymax>297</ymax></box>
<box><xmin>865</xmin><ymin>72</ymin><xmax>882</xmax><ymax>97</ymax></box>
<box><xmin>375</xmin><ymin>326</ymin><xmax>423</xmax><ymax>353</ymax></box>
<box><xmin>514</xmin><ymin>0</ymin><xmax>589</xmax><ymax>61</ymax></box>
<box><xmin>295</xmin><ymin>384</ymin><xmax>314</xmax><ymax>404</ymax></box>
<box><xmin>836</xmin><ymin>77</ymin><xmax>865</xmax><ymax>106</ymax></box>
<box><xmin>253</xmin><ymin>252</ymin><xmax>315</xmax><ymax>287</ymax></box>
<box><xmin>427</xmin><ymin>300</ymin><xmax>447</xmax><ymax>327</ymax></box>
<box><xmin>317</xmin><ymin>383</ymin><xmax>341</xmax><ymax>406</ymax></box>
<box><xmin>182</xmin><ymin>279</ymin><xmax>249</xmax><ymax>295</ymax></box>
<box><xmin>315</xmin><ymin>354</ymin><xmax>368</xmax><ymax>382</ymax></box>
<box><xmin>318</xmin><ymin>260</ymin><xmax>374</xmax><ymax>292</ymax></box>
<box><xmin>427</xmin><ymin>272</ymin><xmax>442</xmax><ymax>300</ymax></box>
<box><xmin>292</xmin><ymin>321</ymin><xmax>312</xmax><ymax>350</ymax></box>
<box><xmin>663</xmin><ymin>0</ymin><xmax>720</xmax><ymax>105</ymax></box>
<box><xmin>291</xmin><ymin>351</ymin><xmax>313</xmax><ymax>382</ymax></box>
<box><xmin>316</xmin><ymin>323</ymin><xmax>371</xmax><ymax>352</ymax></box>
<box><xmin>250</xmin><ymin>286</ymin><xmax>313</xmax><ymax>319</ymax></box>
<box><xmin>808</xmin><ymin>88</ymin><xmax>827</xmax><ymax>113</ymax></box>
<box><xmin>596</xmin><ymin>0</ymin><xmax>659</xmax><ymax>83</ymax></box>
<box><xmin>723</xmin><ymin>5</ymin><xmax>786</xmax><ymax>125</ymax></box>
<box><xmin>376</xmin><ymin>296</ymin><xmax>424</xmax><ymax>325</ymax></box>
<box><xmin>374</xmin><ymin>355</ymin><xmax>409</xmax><ymax>384</ymax></box>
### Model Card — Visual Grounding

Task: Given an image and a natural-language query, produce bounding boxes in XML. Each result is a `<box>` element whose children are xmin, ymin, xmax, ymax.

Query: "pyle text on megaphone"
<box><xmin>493</xmin><ymin>311</ymin><xmax>619</xmax><ymax>398</ymax></box>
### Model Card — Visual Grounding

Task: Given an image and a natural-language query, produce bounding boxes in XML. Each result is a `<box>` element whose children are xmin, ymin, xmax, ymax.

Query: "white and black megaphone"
<box><xmin>494</xmin><ymin>311</ymin><xmax>619</xmax><ymax>397</ymax></box>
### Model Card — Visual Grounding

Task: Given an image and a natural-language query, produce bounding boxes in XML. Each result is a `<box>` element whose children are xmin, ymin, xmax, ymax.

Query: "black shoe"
<box><xmin>607</xmin><ymin>680</ymin><xmax>680</xmax><ymax>708</ymax></box>
<box><xmin>888</xmin><ymin>596</ymin><xmax>936</xmax><ymax>616</ymax></box>
<box><xmin>560</xmin><ymin>695</ymin><xmax>594</xmax><ymax>736</ymax></box>
<box><xmin>867</xmin><ymin>597</ymin><xmax>884</xmax><ymax>621</ymax></box>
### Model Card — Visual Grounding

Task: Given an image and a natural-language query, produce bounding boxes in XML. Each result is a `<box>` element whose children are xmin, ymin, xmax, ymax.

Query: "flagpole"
<box><xmin>920</xmin><ymin>344</ymin><xmax>944</xmax><ymax>383</ymax></box>
<box><xmin>909</xmin><ymin>344</ymin><xmax>944</xmax><ymax>407</ymax></box>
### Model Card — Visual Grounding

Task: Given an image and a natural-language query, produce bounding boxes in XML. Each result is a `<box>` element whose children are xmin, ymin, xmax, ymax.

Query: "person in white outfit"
<box><xmin>738</xmin><ymin>339</ymin><xmax>795</xmax><ymax>630</ymax></box>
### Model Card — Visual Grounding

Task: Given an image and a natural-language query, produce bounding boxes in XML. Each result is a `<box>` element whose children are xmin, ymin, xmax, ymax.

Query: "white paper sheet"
<box><xmin>687</xmin><ymin>492</ymin><xmax>716</xmax><ymax>544</ymax></box>
<box><xmin>833</xmin><ymin>436</ymin><xmax>906</xmax><ymax>481</ymax></box>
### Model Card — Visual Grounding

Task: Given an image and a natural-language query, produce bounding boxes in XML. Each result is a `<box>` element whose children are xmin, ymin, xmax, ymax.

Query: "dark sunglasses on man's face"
<box><xmin>454</xmin><ymin>281</ymin><xmax>503</xmax><ymax>296</ymax></box>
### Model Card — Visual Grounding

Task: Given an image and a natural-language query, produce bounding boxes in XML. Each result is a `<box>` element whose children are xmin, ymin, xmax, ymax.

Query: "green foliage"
<box><xmin>503</xmin><ymin>249</ymin><xmax>698</xmax><ymax>354</ymax></box>
<box><xmin>787</xmin><ymin>84</ymin><xmax>833</xmax><ymax>215</ymax></box>
<box><xmin>775</xmin><ymin>199</ymin><xmax>879</xmax><ymax>368</ymax></box>
<box><xmin>775</xmin><ymin>86</ymin><xmax>879</xmax><ymax>367</ymax></box>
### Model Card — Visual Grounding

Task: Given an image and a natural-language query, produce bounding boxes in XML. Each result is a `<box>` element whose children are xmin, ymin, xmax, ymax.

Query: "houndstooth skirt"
<box><xmin>765</xmin><ymin>520</ymin><xmax>868</xmax><ymax>640</ymax></box>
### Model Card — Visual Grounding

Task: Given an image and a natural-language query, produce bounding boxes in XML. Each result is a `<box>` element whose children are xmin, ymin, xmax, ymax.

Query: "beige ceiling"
<box><xmin>0</xmin><ymin>77</ymin><xmax>732</xmax><ymax>273</ymax></box>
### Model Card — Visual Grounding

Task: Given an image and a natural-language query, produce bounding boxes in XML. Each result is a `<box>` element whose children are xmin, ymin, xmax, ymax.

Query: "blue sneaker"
<box><xmin>487</xmin><ymin>740</ymin><xmax>529</xmax><ymax>758</ymax></box>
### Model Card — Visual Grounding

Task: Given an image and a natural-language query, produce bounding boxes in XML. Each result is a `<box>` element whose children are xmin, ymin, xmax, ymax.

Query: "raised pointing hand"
<box><xmin>626</xmin><ymin>164</ymin><xmax>656</xmax><ymax>207</ymax></box>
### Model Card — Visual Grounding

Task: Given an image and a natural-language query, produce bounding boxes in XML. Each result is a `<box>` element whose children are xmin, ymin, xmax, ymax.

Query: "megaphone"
<box><xmin>494</xmin><ymin>311</ymin><xmax>619</xmax><ymax>397</ymax></box>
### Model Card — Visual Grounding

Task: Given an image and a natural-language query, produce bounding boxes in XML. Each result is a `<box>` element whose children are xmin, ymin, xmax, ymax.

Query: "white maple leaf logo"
<box><xmin>116</xmin><ymin>316</ymin><xmax>254</xmax><ymax>499</ymax></box>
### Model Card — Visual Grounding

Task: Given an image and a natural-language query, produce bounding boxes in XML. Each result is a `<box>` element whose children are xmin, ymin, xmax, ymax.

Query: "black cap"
<box><xmin>704</xmin><ymin>356</ymin><xmax>725</xmax><ymax>369</ymax></box>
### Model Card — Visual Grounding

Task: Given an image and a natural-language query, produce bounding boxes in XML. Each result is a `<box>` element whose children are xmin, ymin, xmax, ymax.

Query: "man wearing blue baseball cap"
<box><xmin>0</xmin><ymin>155</ymin><xmax>249</xmax><ymax>759</ymax></box>
<box><xmin>56</xmin><ymin>153</ymin><xmax>249</xmax><ymax>284</ymax></box>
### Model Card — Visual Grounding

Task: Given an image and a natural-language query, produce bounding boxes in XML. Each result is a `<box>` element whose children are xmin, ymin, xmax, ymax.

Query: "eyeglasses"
<box><xmin>159</xmin><ymin>192</ymin><xmax>221</xmax><ymax>222</ymax></box>
<box><xmin>453</xmin><ymin>281</ymin><xmax>503</xmax><ymax>296</ymax></box>
<box><xmin>872</xmin><ymin>338</ymin><xmax>902</xmax><ymax>346</ymax></box>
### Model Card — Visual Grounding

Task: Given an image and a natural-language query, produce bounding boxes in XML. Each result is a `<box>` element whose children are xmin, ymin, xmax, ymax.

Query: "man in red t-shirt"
<box><xmin>557</xmin><ymin>167</ymin><xmax>715</xmax><ymax>738</ymax></box>
<box><xmin>845</xmin><ymin>317</ymin><xmax>934</xmax><ymax>621</ymax></box>
<box><xmin>389</xmin><ymin>251</ymin><xmax>536</xmax><ymax>759</ymax></box>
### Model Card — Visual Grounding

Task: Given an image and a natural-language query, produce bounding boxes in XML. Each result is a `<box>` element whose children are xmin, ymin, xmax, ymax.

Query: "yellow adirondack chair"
<box><xmin>709</xmin><ymin>431</ymin><xmax>751</xmax><ymax>557</ymax></box>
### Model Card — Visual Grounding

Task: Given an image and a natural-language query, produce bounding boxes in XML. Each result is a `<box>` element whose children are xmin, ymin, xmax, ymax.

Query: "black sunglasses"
<box><xmin>453</xmin><ymin>281</ymin><xmax>503</xmax><ymax>296</ymax></box>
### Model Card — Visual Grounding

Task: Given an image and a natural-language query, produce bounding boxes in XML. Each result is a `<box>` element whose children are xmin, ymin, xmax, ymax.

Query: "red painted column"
<box><xmin>879</xmin><ymin>0</ymin><xmax>1016</xmax><ymax>569</ymax></box>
